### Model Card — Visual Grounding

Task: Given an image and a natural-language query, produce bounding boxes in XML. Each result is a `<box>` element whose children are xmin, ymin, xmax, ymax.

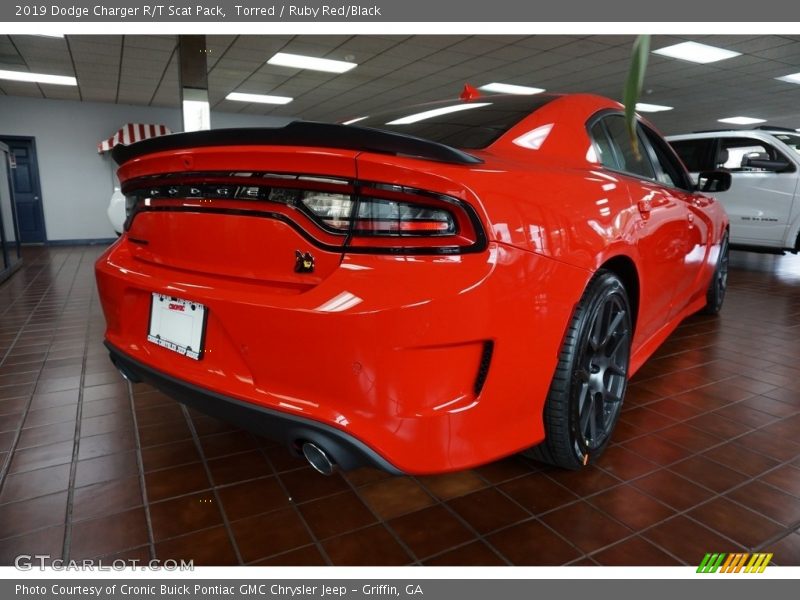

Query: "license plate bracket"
<box><xmin>147</xmin><ymin>294</ymin><xmax>207</xmax><ymax>360</ymax></box>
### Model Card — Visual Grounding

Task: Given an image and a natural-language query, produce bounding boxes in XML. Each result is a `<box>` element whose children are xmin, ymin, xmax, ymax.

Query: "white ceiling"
<box><xmin>1</xmin><ymin>34</ymin><xmax>800</xmax><ymax>134</ymax></box>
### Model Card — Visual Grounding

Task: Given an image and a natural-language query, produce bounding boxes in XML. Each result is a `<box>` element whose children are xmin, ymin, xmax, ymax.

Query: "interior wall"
<box><xmin>0</xmin><ymin>95</ymin><xmax>293</xmax><ymax>241</ymax></box>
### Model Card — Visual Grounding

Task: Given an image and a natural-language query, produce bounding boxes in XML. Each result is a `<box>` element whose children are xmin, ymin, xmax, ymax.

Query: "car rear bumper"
<box><xmin>95</xmin><ymin>237</ymin><xmax>590</xmax><ymax>473</ymax></box>
<box><xmin>106</xmin><ymin>342</ymin><xmax>402</xmax><ymax>473</ymax></box>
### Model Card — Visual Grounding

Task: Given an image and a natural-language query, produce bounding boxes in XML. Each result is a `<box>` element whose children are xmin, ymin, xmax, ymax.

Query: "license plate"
<box><xmin>147</xmin><ymin>294</ymin><xmax>207</xmax><ymax>360</ymax></box>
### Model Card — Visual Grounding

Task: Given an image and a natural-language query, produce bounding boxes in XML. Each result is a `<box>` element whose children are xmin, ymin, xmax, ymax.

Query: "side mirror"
<box><xmin>741</xmin><ymin>155</ymin><xmax>790</xmax><ymax>172</ymax></box>
<box><xmin>696</xmin><ymin>170</ymin><xmax>732</xmax><ymax>193</ymax></box>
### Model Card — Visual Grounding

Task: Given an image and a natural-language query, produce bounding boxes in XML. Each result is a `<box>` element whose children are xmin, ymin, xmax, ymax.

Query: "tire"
<box><xmin>700</xmin><ymin>231</ymin><xmax>729</xmax><ymax>315</ymax></box>
<box><xmin>525</xmin><ymin>270</ymin><xmax>632</xmax><ymax>470</ymax></box>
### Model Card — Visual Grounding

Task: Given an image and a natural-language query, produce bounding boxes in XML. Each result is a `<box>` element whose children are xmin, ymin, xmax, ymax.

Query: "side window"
<box><xmin>642</xmin><ymin>127</ymin><xmax>692</xmax><ymax>191</ymax></box>
<box><xmin>589</xmin><ymin>121</ymin><xmax>619</xmax><ymax>170</ymax></box>
<box><xmin>669</xmin><ymin>139</ymin><xmax>715</xmax><ymax>172</ymax></box>
<box><xmin>599</xmin><ymin>115</ymin><xmax>656</xmax><ymax>180</ymax></box>
<box><xmin>718</xmin><ymin>137</ymin><xmax>793</xmax><ymax>172</ymax></box>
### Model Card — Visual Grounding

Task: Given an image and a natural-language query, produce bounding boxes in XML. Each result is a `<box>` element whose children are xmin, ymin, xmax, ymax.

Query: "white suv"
<box><xmin>667</xmin><ymin>129</ymin><xmax>800</xmax><ymax>253</ymax></box>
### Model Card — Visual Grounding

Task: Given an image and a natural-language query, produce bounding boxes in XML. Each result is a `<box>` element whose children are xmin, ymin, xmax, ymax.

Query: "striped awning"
<box><xmin>97</xmin><ymin>123</ymin><xmax>172</xmax><ymax>153</ymax></box>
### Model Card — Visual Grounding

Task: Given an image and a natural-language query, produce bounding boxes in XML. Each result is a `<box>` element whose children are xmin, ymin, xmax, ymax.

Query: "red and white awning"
<box><xmin>97</xmin><ymin>123</ymin><xmax>171</xmax><ymax>153</ymax></box>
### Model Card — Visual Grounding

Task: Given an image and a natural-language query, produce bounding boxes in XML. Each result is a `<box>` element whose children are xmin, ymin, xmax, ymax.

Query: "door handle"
<box><xmin>637</xmin><ymin>199</ymin><xmax>652</xmax><ymax>215</ymax></box>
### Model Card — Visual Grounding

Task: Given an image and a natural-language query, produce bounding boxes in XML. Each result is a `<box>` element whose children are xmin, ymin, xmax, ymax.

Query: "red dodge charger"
<box><xmin>95</xmin><ymin>92</ymin><xmax>730</xmax><ymax>475</ymax></box>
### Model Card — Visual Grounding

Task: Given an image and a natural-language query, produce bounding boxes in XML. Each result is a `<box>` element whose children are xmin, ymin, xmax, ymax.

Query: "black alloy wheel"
<box><xmin>526</xmin><ymin>270</ymin><xmax>632</xmax><ymax>470</ymax></box>
<box><xmin>701</xmin><ymin>231</ymin><xmax>729</xmax><ymax>315</ymax></box>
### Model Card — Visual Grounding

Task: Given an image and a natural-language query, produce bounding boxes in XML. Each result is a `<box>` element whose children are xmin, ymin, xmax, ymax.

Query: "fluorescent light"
<box><xmin>718</xmin><ymin>116</ymin><xmax>766</xmax><ymax>125</ymax></box>
<box><xmin>479</xmin><ymin>82</ymin><xmax>544</xmax><ymax>95</ymax></box>
<box><xmin>636</xmin><ymin>102</ymin><xmax>674</xmax><ymax>113</ymax></box>
<box><xmin>653</xmin><ymin>41</ymin><xmax>740</xmax><ymax>64</ymax></box>
<box><xmin>31</xmin><ymin>33</ymin><xmax>65</xmax><ymax>38</ymax></box>
<box><xmin>268</xmin><ymin>52</ymin><xmax>357</xmax><ymax>74</ymax></box>
<box><xmin>342</xmin><ymin>116</ymin><xmax>368</xmax><ymax>125</ymax></box>
<box><xmin>226</xmin><ymin>92</ymin><xmax>293</xmax><ymax>105</ymax></box>
<box><xmin>387</xmin><ymin>103</ymin><xmax>492</xmax><ymax>125</ymax></box>
<box><xmin>776</xmin><ymin>72</ymin><xmax>800</xmax><ymax>85</ymax></box>
<box><xmin>0</xmin><ymin>69</ymin><xmax>76</xmax><ymax>86</ymax></box>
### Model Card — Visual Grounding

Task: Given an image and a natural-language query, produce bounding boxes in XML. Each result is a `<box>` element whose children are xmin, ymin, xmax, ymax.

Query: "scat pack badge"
<box><xmin>294</xmin><ymin>250</ymin><xmax>315</xmax><ymax>274</ymax></box>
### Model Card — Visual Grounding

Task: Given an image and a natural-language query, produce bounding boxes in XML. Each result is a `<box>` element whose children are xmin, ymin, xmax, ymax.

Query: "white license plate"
<box><xmin>147</xmin><ymin>294</ymin><xmax>207</xmax><ymax>360</ymax></box>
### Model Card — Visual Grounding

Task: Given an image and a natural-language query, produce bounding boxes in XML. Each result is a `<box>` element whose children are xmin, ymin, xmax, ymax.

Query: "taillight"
<box><xmin>122</xmin><ymin>172</ymin><xmax>486</xmax><ymax>254</ymax></box>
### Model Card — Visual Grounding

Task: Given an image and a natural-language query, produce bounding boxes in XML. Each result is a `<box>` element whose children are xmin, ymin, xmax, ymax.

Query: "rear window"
<box><xmin>771</xmin><ymin>132</ymin><xmax>800</xmax><ymax>154</ymax></box>
<box><xmin>347</xmin><ymin>95</ymin><xmax>557</xmax><ymax>149</ymax></box>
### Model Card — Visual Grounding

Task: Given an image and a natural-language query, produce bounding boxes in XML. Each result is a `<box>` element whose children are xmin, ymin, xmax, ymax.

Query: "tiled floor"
<box><xmin>1</xmin><ymin>245</ymin><xmax>799</xmax><ymax>566</ymax></box>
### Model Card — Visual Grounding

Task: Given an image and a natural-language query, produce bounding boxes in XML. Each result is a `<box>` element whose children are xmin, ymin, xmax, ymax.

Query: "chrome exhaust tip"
<box><xmin>302</xmin><ymin>442</ymin><xmax>336</xmax><ymax>476</ymax></box>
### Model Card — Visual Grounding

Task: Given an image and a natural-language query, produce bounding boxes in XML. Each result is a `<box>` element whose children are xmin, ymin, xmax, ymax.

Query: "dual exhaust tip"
<box><xmin>301</xmin><ymin>442</ymin><xmax>336</xmax><ymax>476</ymax></box>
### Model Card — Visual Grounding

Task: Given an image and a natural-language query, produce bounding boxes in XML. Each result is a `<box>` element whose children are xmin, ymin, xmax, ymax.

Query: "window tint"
<box><xmin>599</xmin><ymin>115</ymin><xmax>656</xmax><ymax>179</ymax></box>
<box><xmin>642</xmin><ymin>128</ymin><xmax>692</xmax><ymax>190</ymax></box>
<box><xmin>350</xmin><ymin>95</ymin><xmax>557</xmax><ymax>149</ymax></box>
<box><xmin>589</xmin><ymin>121</ymin><xmax>619</xmax><ymax>169</ymax></box>
<box><xmin>669</xmin><ymin>139</ymin><xmax>715</xmax><ymax>172</ymax></box>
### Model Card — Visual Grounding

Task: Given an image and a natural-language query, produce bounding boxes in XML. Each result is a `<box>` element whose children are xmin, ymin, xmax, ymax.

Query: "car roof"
<box><xmin>666</xmin><ymin>130</ymin><xmax>795</xmax><ymax>141</ymax></box>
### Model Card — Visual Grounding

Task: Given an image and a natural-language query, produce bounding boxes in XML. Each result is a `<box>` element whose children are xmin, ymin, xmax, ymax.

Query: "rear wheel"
<box><xmin>700</xmin><ymin>231</ymin><xmax>729</xmax><ymax>315</ymax></box>
<box><xmin>526</xmin><ymin>270</ymin><xmax>632</xmax><ymax>470</ymax></box>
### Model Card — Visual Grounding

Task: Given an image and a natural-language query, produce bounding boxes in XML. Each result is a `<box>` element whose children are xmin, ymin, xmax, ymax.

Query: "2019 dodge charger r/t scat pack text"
<box><xmin>95</xmin><ymin>93</ymin><xmax>730</xmax><ymax>475</ymax></box>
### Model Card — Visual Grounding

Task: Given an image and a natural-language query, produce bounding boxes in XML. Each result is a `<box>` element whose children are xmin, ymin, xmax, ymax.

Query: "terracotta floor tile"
<box><xmin>498</xmin><ymin>473</ymin><xmax>578</xmax><ymax>515</ymax></box>
<box><xmin>140</xmin><ymin>439</ymin><xmax>201</xmax><ymax>472</ymax></box>
<box><xmin>595</xmin><ymin>446</ymin><xmax>659</xmax><ymax>481</ymax></box>
<box><xmin>632</xmin><ymin>470</ymin><xmax>714</xmax><ymax>511</ymax></box>
<box><xmin>424</xmin><ymin>541</ymin><xmax>506</xmax><ymax>566</ymax></box>
<box><xmin>72</xmin><ymin>476</ymin><xmax>143</xmax><ymax>521</ymax></box>
<box><xmin>487</xmin><ymin>519</ymin><xmax>581</xmax><ymax>565</ymax></box>
<box><xmin>230</xmin><ymin>507</ymin><xmax>312</xmax><ymax>563</ymax></box>
<box><xmin>669</xmin><ymin>456</ymin><xmax>750</xmax><ymax>493</ymax></box>
<box><xmin>216</xmin><ymin>476</ymin><xmax>290</xmax><ymax>521</ymax></box>
<box><xmin>621</xmin><ymin>435</ymin><xmax>692</xmax><ymax>466</ymax></box>
<box><xmin>74</xmin><ymin>451</ymin><xmax>139</xmax><ymax>487</ymax></box>
<box><xmin>323</xmin><ymin>525</ymin><xmax>412</xmax><ymax>566</ymax></box>
<box><xmin>644</xmin><ymin>515</ymin><xmax>744</xmax><ymax>564</ymax></box>
<box><xmin>298</xmin><ymin>490</ymin><xmax>376</xmax><ymax>540</ymax></box>
<box><xmin>253</xmin><ymin>544</ymin><xmax>327</xmax><ymax>566</ymax></box>
<box><xmin>69</xmin><ymin>507</ymin><xmax>148</xmax><ymax>559</ymax></box>
<box><xmin>206</xmin><ymin>450</ymin><xmax>273</xmax><ymax>485</ymax></box>
<box><xmin>149</xmin><ymin>491</ymin><xmax>222</xmax><ymax>541</ymax></box>
<box><xmin>416</xmin><ymin>470</ymin><xmax>486</xmax><ymax>500</ymax></box>
<box><xmin>0</xmin><ymin>463</ymin><xmax>71</xmax><ymax>503</ymax></box>
<box><xmin>592</xmin><ymin>536</ymin><xmax>681</xmax><ymax>566</ymax></box>
<box><xmin>725</xmin><ymin>481</ymin><xmax>800</xmax><ymax>527</ymax></box>
<box><xmin>388</xmin><ymin>505</ymin><xmax>474</xmax><ymax>559</ymax></box>
<box><xmin>447</xmin><ymin>487</ymin><xmax>529</xmax><ymax>534</ymax></box>
<box><xmin>0</xmin><ymin>525</ymin><xmax>64</xmax><ymax>565</ymax></box>
<box><xmin>588</xmin><ymin>485</ymin><xmax>675</xmax><ymax>530</ymax></box>
<box><xmin>155</xmin><ymin>526</ymin><xmax>238</xmax><ymax>565</ymax></box>
<box><xmin>9</xmin><ymin>440</ymin><xmax>74</xmax><ymax>473</ymax></box>
<box><xmin>0</xmin><ymin>492</ymin><xmax>68</xmax><ymax>539</ymax></box>
<box><xmin>759</xmin><ymin>465</ymin><xmax>800</xmax><ymax>497</ymax></box>
<box><xmin>358</xmin><ymin>477</ymin><xmax>435</xmax><ymax>520</ymax></box>
<box><xmin>145</xmin><ymin>462</ymin><xmax>211</xmax><ymax>502</ymax></box>
<box><xmin>279</xmin><ymin>468</ymin><xmax>350</xmax><ymax>503</ymax></box>
<box><xmin>702</xmin><ymin>443</ymin><xmax>780</xmax><ymax>478</ymax></box>
<box><xmin>688</xmin><ymin>498</ymin><xmax>784</xmax><ymax>549</ymax></box>
<box><xmin>766</xmin><ymin>532</ymin><xmax>800</xmax><ymax>566</ymax></box>
<box><xmin>541</xmin><ymin>502</ymin><xmax>632</xmax><ymax>553</ymax></box>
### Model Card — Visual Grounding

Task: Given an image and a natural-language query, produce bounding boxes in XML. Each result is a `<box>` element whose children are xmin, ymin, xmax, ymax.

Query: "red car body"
<box><xmin>95</xmin><ymin>93</ymin><xmax>729</xmax><ymax>474</ymax></box>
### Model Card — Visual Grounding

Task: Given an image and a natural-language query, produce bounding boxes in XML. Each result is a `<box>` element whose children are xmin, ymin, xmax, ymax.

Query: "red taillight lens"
<box><xmin>351</xmin><ymin>197</ymin><xmax>456</xmax><ymax>235</ymax></box>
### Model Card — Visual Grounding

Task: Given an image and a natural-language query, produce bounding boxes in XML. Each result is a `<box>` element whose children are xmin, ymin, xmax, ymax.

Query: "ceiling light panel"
<box><xmin>226</xmin><ymin>92</ymin><xmax>293</xmax><ymax>105</ymax></box>
<box><xmin>0</xmin><ymin>69</ymin><xmax>76</xmax><ymax>85</ymax></box>
<box><xmin>479</xmin><ymin>82</ymin><xmax>545</xmax><ymax>95</ymax></box>
<box><xmin>635</xmin><ymin>103</ymin><xmax>674</xmax><ymax>113</ymax></box>
<box><xmin>652</xmin><ymin>42</ymin><xmax>741</xmax><ymax>64</ymax></box>
<box><xmin>776</xmin><ymin>72</ymin><xmax>800</xmax><ymax>85</ymax></box>
<box><xmin>718</xmin><ymin>116</ymin><xmax>766</xmax><ymax>125</ymax></box>
<box><xmin>268</xmin><ymin>52</ymin><xmax>357</xmax><ymax>74</ymax></box>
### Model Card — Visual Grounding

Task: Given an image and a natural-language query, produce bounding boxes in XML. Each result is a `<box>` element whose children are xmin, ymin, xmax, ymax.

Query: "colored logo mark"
<box><xmin>697</xmin><ymin>552</ymin><xmax>772</xmax><ymax>573</ymax></box>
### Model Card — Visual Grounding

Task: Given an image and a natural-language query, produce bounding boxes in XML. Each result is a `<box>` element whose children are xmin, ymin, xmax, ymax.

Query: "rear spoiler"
<box><xmin>111</xmin><ymin>121</ymin><xmax>483</xmax><ymax>166</ymax></box>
